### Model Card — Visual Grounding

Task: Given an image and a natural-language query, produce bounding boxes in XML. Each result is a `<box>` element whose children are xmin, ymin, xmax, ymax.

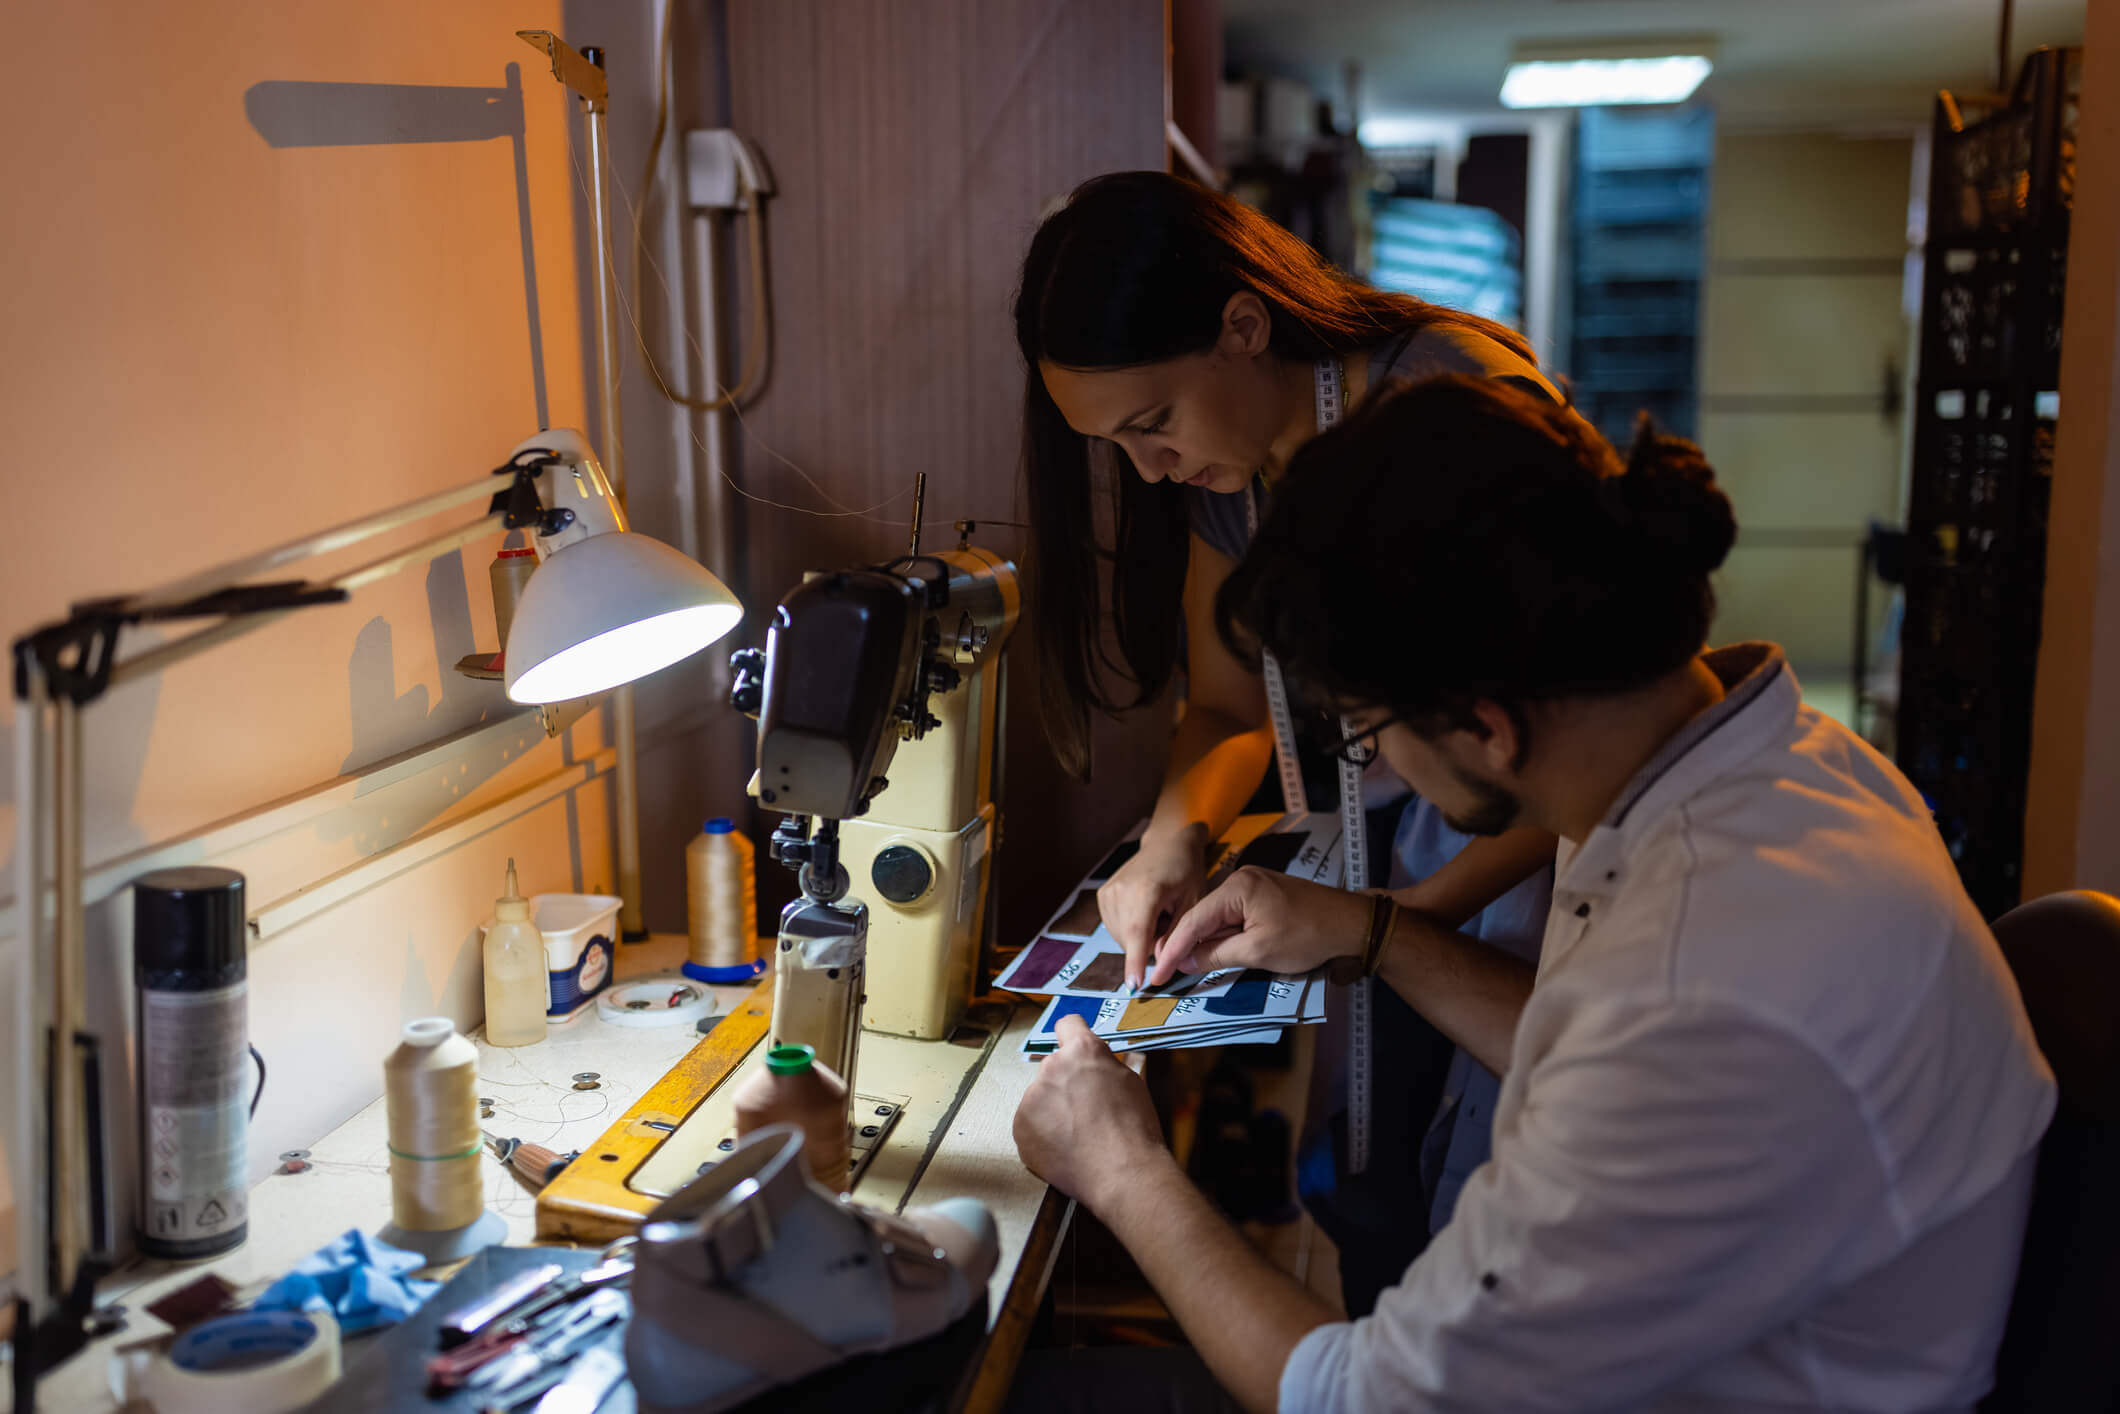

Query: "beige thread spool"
<box><xmin>685</xmin><ymin>818</ymin><xmax>759</xmax><ymax>980</ymax></box>
<box><xmin>383</xmin><ymin>1018</ymin><xmax>484</xmax><ymax>1233</ymax></box>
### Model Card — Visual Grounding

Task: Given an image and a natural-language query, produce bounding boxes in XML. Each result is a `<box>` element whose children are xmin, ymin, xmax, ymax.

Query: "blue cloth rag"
<box><xmin>252</xmin><ymin>1229</ymin><xmax>440</xmax><ymax>1334</ymax></box>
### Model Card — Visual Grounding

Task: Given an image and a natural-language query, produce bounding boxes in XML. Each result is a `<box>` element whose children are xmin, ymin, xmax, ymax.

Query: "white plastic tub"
<box><xmin>531</xmin><ymin>892</ymin><xmax>622</xmax><ymax>1017</ymax></box>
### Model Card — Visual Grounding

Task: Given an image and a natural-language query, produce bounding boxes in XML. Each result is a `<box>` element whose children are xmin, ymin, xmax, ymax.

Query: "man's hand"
<box><xmin>1014</xmin><ymin>1025</ymin><xmax>1340</xmax><ymax>1414</ymax></box>
<box><xmin>1097</xmin><ymin>825</ymin><xmax>1210</xmax><ymax>990</ymax></box>
<box><xmin>1013</xmin><ymin>1017</ymin><xmax>1170</xmax><ymax>1211</ymax></box>
<box><xmin>1150</xmin><ymin>868</ymin><xmax>1370</xmax><ymax>989</ymax></box>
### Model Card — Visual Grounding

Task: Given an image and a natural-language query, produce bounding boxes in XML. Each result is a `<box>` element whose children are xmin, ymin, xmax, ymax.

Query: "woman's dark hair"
<box><xmin>1016</xmin><ymin>170</ymin><xmax>1537</xmax><ymax>778</ymax></box>
<box><xmin>1216</xmin><ymin>374</ymin><xmax>1736</xmax><ymax>751</ymax></box>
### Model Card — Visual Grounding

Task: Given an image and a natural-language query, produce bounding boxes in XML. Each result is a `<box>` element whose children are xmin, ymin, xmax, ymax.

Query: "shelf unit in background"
<box><xmin>1898</xmin><ymin>47</ymin><xmax>2081</xmax><ymax>918</ymax></box>
<box><xmin>1569</xmin><ymin>106</ymin><xmax>1714</xmax><ymax>445</ymax></box>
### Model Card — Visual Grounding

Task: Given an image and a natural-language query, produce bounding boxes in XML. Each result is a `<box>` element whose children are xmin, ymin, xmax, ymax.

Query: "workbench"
<box><xmin>25</xmin><ymin>935</ymin><xmax>1066</xmax><ymax>1414</ymax></box>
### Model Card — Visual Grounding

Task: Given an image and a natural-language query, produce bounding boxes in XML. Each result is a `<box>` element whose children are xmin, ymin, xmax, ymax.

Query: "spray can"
<box><xmin>684</xmin><ymin>818</ymin><xmax>762</xmax><ymax>982</ymax></box>
<box><xmin>134</xmin><ymin>867</ymin><xmax>261</xmax><ymax>1259</ymax></box>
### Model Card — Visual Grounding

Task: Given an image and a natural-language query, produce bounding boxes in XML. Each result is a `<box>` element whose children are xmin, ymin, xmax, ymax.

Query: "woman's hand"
<box><xmin>1097</xmin><ymin>824</ymin><xmax>1211</xmax><ymax>990</ymax></box>
<box><xmin>1149</xmin><ymin>867</ymin><xmax>1370</xmax><ymax>988</ymax></box>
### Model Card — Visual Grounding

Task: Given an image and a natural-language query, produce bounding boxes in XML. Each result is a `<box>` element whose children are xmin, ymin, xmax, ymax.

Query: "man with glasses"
<box><xmin>1010</xmin><ymin>377</ymin><xmax>2053</xmax><ymax>1413</ymax></box>
<box><xmin>1288</xmin><ymin>692</ymin><xmax>1553</xmax><ymax>1267</ymax></box>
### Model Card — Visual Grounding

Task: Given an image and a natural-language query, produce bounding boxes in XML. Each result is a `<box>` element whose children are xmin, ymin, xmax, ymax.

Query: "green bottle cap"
<box><xmin>765</xmin><ymin>1044</ymin><xmax>816</xmax><ymax>1076</ymax></box>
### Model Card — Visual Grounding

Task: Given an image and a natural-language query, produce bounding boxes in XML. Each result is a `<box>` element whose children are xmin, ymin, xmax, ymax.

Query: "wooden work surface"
<box><xmin>29</xmin><ymin>935</ymin><xmax>1066</xmax><ymax>1414</ymax></box>
<box><xmin>537</xmin><ymin>970</ymin><xmax>1012</xmax><ymax>1243</ymax></box>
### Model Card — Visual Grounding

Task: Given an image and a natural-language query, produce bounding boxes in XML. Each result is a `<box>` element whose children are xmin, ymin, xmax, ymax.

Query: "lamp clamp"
<box><xmin>490</xmin><ymin>448</ymin><xmax>564</xmax><ymax>531</ymax></box>
<box><xmin>13</xmin><ymin>609</ymin><xmax>124</xmax><ymax>706</ymax></box>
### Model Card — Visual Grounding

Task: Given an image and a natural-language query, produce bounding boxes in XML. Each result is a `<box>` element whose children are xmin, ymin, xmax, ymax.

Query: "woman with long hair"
<box><xmin>1015</xmin><ymin>171</ymin><xmax>1560</xmax><ymax>1311</ymax></box>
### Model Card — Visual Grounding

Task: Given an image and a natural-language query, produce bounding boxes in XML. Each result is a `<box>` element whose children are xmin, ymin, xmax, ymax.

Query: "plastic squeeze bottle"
<box><xmin>732</xmin><ymin>1044</ymin><xmax>850</xmax><ymax>1191</ymax></box>
<box><xmin>483</xmin><ymin>859</ymin><xmax>549</xmax><ymax>1047</ymax></box>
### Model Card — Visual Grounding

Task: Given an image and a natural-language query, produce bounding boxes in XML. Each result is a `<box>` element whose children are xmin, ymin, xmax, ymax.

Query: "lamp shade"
<box><xmin>504</xmin><ymin>531</ymin><xmax>743</xmax><ymax>704</ymax></box>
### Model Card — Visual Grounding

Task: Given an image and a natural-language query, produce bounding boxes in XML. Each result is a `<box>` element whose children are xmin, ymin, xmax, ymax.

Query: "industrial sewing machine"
<box><xmin>537</xmin><ymin>522</ymin><xmax>1018</xmax><ymax>1240</ymax></box>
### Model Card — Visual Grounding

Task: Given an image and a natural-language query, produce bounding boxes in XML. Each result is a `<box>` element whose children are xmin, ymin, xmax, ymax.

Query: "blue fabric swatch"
<box><xmin>1036</xmin><ymin>995</ymin><xmax>1102</xmax><ymax>1035</ymax></box>
<box><xmin>1205</xmin><ymin>976</ymin><xmax>1271</xmax><ymax>1017</ymax></box>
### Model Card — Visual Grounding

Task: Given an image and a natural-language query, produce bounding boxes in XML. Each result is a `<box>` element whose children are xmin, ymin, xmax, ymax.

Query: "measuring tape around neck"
<box><xmin>1247</xmin><ymin>355</ymin><xmax>1377</xmax><ymax>1175</ymax></box>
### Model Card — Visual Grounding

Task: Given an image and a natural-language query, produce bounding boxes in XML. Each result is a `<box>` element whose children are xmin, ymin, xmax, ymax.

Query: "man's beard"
<box><xmin>1441</xmin><ymin>764</ymin><xmax>1522</xmax><ymax>837</ymax></box>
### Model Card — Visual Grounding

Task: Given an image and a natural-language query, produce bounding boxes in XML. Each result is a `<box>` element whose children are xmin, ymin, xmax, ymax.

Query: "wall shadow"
<box><xmin>243</xmin><ymin>65</ymin><xmax>549</xmax><ymax>427</ymax></box>
<box><xmin>327</xmin><ymin>550</ymin><xmax>521</xmax><ymax>849</ymax></box>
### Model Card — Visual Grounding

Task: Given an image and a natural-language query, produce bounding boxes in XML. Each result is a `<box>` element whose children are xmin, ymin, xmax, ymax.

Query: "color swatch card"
<box><xmin>999</xmin><ymin>812</ymin><xmax>1343</xmax><ymax>999</ymax></box>
<box><xmin>995</xmin><ymin>933</ymin><xmax>1247</xmax><ymax>1001</ymax></box>
<box><xmin>1021</xmin><ymin>971</ymin><xmax>1327</xmax><ymax>1057</ymax></box>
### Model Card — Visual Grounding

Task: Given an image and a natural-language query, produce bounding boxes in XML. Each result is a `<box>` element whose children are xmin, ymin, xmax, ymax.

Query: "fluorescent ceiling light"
<box><xmin>1357</xmin><ymin>115</ymin><xmax>1466</xmax><ymax>148</ymax></box>
<box><xmin>1499</xmin><ymin>38</ymin><xmax>1717</xmax><ymax>109</ymax></box>
<box><xmin>1501</xmin><ymin>55</ymin><xmax>1712</xmax><ymax>108</ymax></box>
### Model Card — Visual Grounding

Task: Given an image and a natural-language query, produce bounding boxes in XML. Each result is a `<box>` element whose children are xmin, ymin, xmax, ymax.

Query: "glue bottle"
<box><xmin>483</xmin><ymin>859</ymin><xmax>548</xmax><ymax>1047</ymax></box>
<box><xmin>733</xmin><ymin>1044</ymin><xmax>850</xmax><ymax>1192</ymax></box>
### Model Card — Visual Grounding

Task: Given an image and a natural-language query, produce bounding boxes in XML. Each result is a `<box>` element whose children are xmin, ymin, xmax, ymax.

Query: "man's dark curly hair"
<box><xmin>1216</xmin><ymin>374</ymin><xmax>1737</xmax><ymax>753</ymax></box>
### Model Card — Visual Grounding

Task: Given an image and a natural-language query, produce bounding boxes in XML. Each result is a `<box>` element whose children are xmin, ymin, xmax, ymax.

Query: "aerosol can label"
<box><xmin>140</xmin><ymin>984</ymin><xmax>250</xmax><ymax>1242</ymax></box>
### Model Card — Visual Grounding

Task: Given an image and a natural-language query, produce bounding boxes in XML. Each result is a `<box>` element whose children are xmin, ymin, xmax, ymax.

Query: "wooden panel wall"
<box><xmin>717</xmin><ymin>0</ymin><xmax>1174</xmax><ymax>945</ymax></box>
<box><xmin>1170</xmin><ymin>0</ymin><xmax>1223</xmax><ymax>169</ymax></box>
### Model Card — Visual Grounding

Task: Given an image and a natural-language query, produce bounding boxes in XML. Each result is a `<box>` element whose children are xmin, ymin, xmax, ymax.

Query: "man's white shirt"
<box><xmin>1282</xmin><ymin>644</ymin><xmax>2055</xmax><ymax>1413</ymax></box>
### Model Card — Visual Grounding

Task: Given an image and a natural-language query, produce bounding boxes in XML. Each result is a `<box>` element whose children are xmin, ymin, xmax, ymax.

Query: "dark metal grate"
<box><xmin>1897</xmin><ymin>47</ymin><xmax>2079</xmax><ymax>919</ymax></box>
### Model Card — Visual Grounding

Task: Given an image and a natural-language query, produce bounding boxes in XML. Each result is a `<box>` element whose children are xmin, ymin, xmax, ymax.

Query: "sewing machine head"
<box><xmin>732</xmin><ymin>568</ymin><xmax>924</xmax><ymax>823</ymax></box>
<box><xmin>730</xmin><ymin>542</ymin><xmax>1019</xmax><ymax>1041</ymax></box>
<box><xmin>730</xmin><ymin>547</ymin><xmax>1017</xmax><ymax>831</ymax></box>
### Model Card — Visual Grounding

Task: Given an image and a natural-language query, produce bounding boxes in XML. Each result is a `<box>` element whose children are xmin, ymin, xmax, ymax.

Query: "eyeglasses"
<box><xmin>1297</xmin><ymin>710</ymin><xmax>1403</xmax><ymax>765</ymax></box>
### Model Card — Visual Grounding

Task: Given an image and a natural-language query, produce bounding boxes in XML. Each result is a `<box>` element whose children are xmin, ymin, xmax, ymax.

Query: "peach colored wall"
<box><xmin>2</xmin><ymin>3</ymin><xmax>587</xmax><ymax>870</ymax></box>
<box><xmin>0</xmin><ymin>2</ymin><xmax>626</xmax><ymax>1274</ymax></box>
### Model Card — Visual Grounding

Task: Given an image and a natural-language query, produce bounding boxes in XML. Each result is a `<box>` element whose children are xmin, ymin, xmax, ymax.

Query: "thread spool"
<box><xmin>378</xmin><ymin>1018</ymin><xmax>505</xmax><ymax>1262</ymax></box>
<box><xmin>685</xmin><ymin>819</ymin><xmax>761</xmax><ymax>983</ymax></box>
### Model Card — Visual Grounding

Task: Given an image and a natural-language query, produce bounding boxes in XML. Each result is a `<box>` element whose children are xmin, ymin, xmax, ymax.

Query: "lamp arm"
<box><xmin>130</xmin><ymin>475</ymin><xmax>499</xmax><ymax>616</ymax></box>
<box><xmin>109</xmin><ymin>509</ymin><xmax>509</xmax><ymax>690</ymax></box>
<box><xmin>89</xmin><ymin>428</ymin><xmax>615</xmax><ymax>691</ymax></box>
<box><xmin>123</xmin><ymin>424</ymin><xmax>616</xmax><ymax>625</ymax></box>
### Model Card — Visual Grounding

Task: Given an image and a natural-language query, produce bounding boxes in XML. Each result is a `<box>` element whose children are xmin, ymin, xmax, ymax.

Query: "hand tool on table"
<box><xmin>427</xmin><ymin>1246</ymin><xmax>633</xmax><ymax>1391</ymax></box>
<box><xmin>523</xmin><ymin>1343</ymin><xmax>627</xmax><ymax>1414</ymax></box>
<box><xmin>429</xmin><ymin>1286</ymin><xmax>585</xmax><ymax>1393</ymax></box>
<box><xmin>440</xmin><ymin>1262</ymin><xmax>568</xmax><ymax>1349</ymax></box>
<box><xmin>468</xmin><ymin>1288</ymin><xmax>628</xmax><ymax>1405</ymax></box>
<box><xmin>485</xmin><ymin>1131</ymin><xmax>582</xmax><ymax>1191</ymax></box>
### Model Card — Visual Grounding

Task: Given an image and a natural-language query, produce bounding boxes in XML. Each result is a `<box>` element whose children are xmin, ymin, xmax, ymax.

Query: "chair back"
<box><xmin>1982</xmin><ymin>890</ymin><xmax>2120</xmax><ymax>1412</ymax></box>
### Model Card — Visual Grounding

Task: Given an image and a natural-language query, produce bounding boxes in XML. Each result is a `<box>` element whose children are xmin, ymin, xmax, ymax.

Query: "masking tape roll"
<box><xmin>139</xmin><ymin>1307</ymin><xmax>340</xmax><ymax>1414</ymax></box>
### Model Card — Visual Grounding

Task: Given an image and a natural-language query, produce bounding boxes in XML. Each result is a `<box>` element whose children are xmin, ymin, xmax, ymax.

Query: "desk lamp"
<box><xmin>6</xmin><ymin>430</ymin><xmax>740</xmax><ymax>1404</ymax></box>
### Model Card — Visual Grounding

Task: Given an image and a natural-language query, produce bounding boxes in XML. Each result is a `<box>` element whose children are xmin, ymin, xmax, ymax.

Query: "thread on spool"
<box><xmin>383</xmin><ymin>1018</ymin><xmax>485</xmax><ymax>1233</ymax></box>
<box><xmin>687</xmin><ymin>819</ymin><xmax>759</xmax><ymax>980</ymax></box>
